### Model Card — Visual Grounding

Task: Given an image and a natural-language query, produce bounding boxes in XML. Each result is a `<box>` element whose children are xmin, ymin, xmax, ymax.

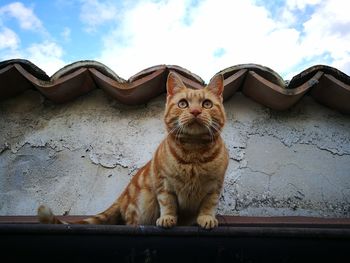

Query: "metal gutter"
<box><xmin>1</xmin><ymin>216</ymin><xmax>349</xmax><ymax>262</ymax></box>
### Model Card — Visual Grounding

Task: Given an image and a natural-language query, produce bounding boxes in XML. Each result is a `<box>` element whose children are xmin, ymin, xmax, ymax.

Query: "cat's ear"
<box><xmin>167</xmin><ymin>72</ymin><xmax>186</xmax><ymax>96</ymax></box>
<box><xmin>206</xmin><ymin>74</ymin><xmax>224</xmax><ymax>98</ymax></box>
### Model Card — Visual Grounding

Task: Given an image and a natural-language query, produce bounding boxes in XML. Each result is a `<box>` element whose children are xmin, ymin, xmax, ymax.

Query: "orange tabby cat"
<box><xmin>38</xmin><ymin>72</ymin><xmax>229</xmax><ymax>229</ymax></box>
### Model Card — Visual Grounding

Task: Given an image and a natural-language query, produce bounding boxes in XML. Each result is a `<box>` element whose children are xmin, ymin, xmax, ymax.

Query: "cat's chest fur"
<box><xmin>169</xmin><ymin>163</ymin><xmax>215</xmax><ymax>210</ymax></box>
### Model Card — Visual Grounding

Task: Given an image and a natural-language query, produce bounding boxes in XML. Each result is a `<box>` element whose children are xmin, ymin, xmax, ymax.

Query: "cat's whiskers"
<box><xmin>196</xmin><ymin>116</ymin><xmax>213</xmax><ymax>142</ymax></box>
<box><xmin>169</xmin><ymin>122</ymin><xmax>180</xmax><ymax>135</ymax></box>
<box><xmin>170</xmin><ymin>124</ymin><xmax>183</xmax><ymax>142</ymax></box>
<box><xmin>210</xmin><ymin>119</ymin><xmax>222</xmax><ymax>133</ymax></box>
<box><xmin>174</xmin><ymin>125</ymin><xmax>182</xmax><ymax>141</ymax></box>
<box><xmin>206</xmin><ymin>124</ymin><xmax>215</xmax><ymax>142</ymax></box>
<box><xmin>179</xmin><ymin>115</ymin><xmax>193</xmax><ymax>126</ymax></box>
<box><xmin>169</xmin><ymin>119</ymin><xmax>187</xmax><ymax>143</ymax></box>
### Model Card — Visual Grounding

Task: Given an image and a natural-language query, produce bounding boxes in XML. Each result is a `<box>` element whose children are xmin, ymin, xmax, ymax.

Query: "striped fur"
<box><xmin>38</xmin><ymin>72</ymin><xmax>229</xmax><ymax>229</ymax></box>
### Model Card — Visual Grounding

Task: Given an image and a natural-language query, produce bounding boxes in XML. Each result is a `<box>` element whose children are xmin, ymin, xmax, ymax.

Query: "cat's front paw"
<box><xmin>197</xmin><ymin>215</ymin><xmax>218</xmax><ymax>229</ymax></box>
<box><xmin>37</xmin><ymin>205</ymin><xmax>54</xmax><ymax>223</ymax></box>
<box><xmin>156</xmin><ymin>215</ymin><xmax>177</xmax><ymax>228</ymax></box>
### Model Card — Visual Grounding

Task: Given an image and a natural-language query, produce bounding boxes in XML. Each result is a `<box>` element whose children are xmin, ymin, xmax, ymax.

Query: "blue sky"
<box><xmin>0</xmin><ymin>0</ymin><xmax>349</xmax><ymax>81</ymax></box>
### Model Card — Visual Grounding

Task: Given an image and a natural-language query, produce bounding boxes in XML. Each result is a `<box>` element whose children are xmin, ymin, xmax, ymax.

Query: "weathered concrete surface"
<box><xmin>1</xmin><ymin>89</ymin><xmax>349</xmax><ymax>217</ymax></box>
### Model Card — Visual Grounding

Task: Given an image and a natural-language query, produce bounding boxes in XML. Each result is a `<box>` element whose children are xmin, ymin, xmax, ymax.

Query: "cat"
<box><xmin>38</xmin><ymin>72</ymin><xmax>229</xmax><ymax>229</ymax></box>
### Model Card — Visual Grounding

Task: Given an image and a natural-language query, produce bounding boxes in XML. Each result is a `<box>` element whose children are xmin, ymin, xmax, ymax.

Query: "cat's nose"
<box><xmin>190</xmin><ymin>109</ymin><xmax>202</xmax><ymax>117</ymax></box>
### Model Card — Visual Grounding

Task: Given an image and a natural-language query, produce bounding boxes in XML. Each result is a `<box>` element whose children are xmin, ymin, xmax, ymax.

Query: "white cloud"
<box><xmin>332</xmin><ymin>58</ymin><xmax>350</xmax><ymax>76</ymax></box>
<box><xmin>0</xmin><ymin>27</ymin><xmax>19</xmax><ymax>50</ymax></box>
<box><xmin>94</xmin><ymin>0</ymin><xmax>350</xmax><ymax>81</ymax></box>
<box><xmin>0</xmin><ymin>0</ymin><xmax>349</xmax><ymax>80</ymax></box>
<box><xmin>286</xmin><ymin>0</ymin><xmax>322</xmax><ymax>10</ymax></box>
<box><xmin>0</xmin><ymin>26</ymin><xmax>22</xmax><ymax>59</ymax></box>
<box><xmin>0</xmin><ymin>2</ymin><xmax>66</xmax><ymax>75</ymax></box>
<box><xmin>296</xmin><ymin>1</ymin><xmax>350</xmax><ymax>73</ymax></box>
<box><xmin>79</xmin><ymin>0</ymin><xmax>118</xmax><ymax>32</ymax></box>
<box><xmin>0</xmin><ymin>2</ymin><xmax>45</xmax><ymax>33</ymax></box>
<box><xmin>96</xmin><ymin>0</ymin><xmax>300</xmax><ymax>80</ymax></box>
<box><xmin>25</xmin><ymin>41</ymin><xmax>66</xmax><ymax>75</ymax></box>
<box><xmin>61</xmin><ymin>27</ymin><xmax>71</xmax><ymax>42</ymax></box>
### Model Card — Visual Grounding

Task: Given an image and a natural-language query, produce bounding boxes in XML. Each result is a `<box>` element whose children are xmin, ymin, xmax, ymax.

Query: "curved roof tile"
<box><xmin>0</xmin><ymin>59</ymin><xmax>349</xmax><ymax>113</ymax></box>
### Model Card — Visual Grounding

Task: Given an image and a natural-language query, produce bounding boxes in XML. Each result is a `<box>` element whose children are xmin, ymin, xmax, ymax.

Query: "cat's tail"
<box><xmin>37</xmin><ymin>202</ymin><xmax>122</xmax><ymax>225</ymax></box>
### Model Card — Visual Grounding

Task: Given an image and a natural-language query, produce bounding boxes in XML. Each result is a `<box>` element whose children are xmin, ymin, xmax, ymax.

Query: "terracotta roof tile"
<box><xmin>0</xmin><ymin>59</ymin><xmax>349</xmax><ymax>113</ymax></box>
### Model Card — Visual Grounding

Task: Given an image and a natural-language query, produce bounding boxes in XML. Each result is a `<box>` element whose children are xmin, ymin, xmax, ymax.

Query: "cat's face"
<box><xmin>164</xmin><ymin>72</ymin><xmax>226</xmax><ymax>141</ymax></box>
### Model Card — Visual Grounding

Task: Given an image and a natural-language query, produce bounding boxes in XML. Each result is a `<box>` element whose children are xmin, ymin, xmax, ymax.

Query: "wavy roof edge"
<box><xmin>0</xmin><ymin>59</ymin><xmax>349</xmax><ymax>113</ymax></box>
<box><xmin>1</xmin><ymin>59</ymin><xmax>349</xmax><ymax>86</ymax></box>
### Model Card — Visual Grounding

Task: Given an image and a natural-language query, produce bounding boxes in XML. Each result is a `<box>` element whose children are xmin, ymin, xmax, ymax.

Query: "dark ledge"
<box><xmin>1</xmin><ymin>216</ymin><xmax>349</xmax><ymax>262</ymax></box>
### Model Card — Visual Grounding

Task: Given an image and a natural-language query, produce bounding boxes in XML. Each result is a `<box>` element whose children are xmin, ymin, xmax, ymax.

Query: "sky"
<box><xmin>0</xmin><ymin>0</ymin><xmax>349</xmax><ymax>81</ymax></box>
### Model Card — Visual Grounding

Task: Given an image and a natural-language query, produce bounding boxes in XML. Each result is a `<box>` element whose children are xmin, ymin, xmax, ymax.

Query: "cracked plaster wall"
<box><xmin>0</xmin><ymin>89</ymin><xmax>349</xmax><ymax>217</ymax></box>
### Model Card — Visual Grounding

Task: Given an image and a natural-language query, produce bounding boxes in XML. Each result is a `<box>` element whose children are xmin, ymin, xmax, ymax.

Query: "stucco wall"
<box><xmin>1</xmin><ymin>89</ymin><xmax>349</xmax><ymax>217</ymax></box>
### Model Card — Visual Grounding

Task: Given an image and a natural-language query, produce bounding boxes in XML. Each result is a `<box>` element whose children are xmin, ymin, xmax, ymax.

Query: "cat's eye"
<box><xmin>202</xmin><ymin>99</ymin><xmax>213</xmax><ymax>109</ymax></box>
<box><xmin>178</xmin><ymin>99</ymin><xmax>188</xmax><ymax>108</ymax></box>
